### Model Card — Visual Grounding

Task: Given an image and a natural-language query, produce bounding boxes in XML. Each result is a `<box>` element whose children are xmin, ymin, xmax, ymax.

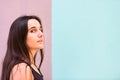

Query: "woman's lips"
<box><xmin>37</xmin><ymin>40</ymin><xmax>43</xmax><ymax>43</ymax></box>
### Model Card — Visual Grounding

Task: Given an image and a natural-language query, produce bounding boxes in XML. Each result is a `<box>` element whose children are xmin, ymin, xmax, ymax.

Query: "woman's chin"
<box><xmin>38</xmin><ymin>46</ymin><xmax>44</xmax><ymax>49</ymax></box>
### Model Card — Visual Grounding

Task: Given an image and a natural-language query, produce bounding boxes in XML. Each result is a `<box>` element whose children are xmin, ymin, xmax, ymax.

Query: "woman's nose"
<box><xmin>38</xmin><ymin>31</ymin><xmax>43</xmax><ymax>38</ymax></box>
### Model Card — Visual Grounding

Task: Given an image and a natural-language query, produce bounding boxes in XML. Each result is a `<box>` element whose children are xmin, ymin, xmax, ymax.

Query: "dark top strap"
<box><xmin>17</xmin><ymin>60</ymin><xmax>43</xmax><ymax>80</ymax></box>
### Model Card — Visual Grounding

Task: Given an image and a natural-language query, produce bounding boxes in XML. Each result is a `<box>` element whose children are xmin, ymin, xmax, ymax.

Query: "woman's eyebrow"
<box><xmin>28</xmin><ymin>26</ymin><xmax>36</xmax><ymax>30</ymax></box>
<box><xmin>28</xmin><ymin>26</ymin><xmax>42</xmax><ymax>30</ymax></box>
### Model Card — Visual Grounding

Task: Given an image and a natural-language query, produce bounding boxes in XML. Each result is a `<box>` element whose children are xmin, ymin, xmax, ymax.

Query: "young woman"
<box><xmin>1</xmin><ymin>15</ymin><xmax>44</xmax><ymax>80</ymax></box>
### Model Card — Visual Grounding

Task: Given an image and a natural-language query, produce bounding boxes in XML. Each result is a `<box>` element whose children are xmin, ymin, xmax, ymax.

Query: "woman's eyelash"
<box><xmin>30</xmin><ymin>29</ymin><xmax>36</xmax><ymax>32</ymax></box>
<box><xmin>29</xmin><ymin>28</ymin><xmax>43</xmax><ymax>33</ymax></box>
<box><xmin>30</xmin><ymin>30</ymin><xmax>34</xmax><ymax>32</ymax></box>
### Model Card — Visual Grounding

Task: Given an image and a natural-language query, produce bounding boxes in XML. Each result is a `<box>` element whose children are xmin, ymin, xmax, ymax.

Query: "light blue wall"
<box><xmin>52</xmin><ymin>0</ymin><xmax>120</xmax><ymax>80</ymax></box>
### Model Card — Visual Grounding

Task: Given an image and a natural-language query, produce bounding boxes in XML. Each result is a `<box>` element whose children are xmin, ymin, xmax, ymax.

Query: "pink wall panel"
<box><xmin>0</xmin><ymin>0</ymin><xmax>51</xmax><ymax>80</ymax></box>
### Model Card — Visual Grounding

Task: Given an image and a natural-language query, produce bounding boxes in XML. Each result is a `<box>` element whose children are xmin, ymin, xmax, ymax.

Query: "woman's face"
<box><xmin>26</xmin><ymin>19</ymin><xmax>44</xmax><ymax>51</ymax></box>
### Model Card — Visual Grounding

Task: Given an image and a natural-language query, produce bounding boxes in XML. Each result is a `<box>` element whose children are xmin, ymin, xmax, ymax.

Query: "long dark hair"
<box><xmin>1</xmin><ymin>15</ymin><xmax>44</xmax><ymax>80</ymax></box>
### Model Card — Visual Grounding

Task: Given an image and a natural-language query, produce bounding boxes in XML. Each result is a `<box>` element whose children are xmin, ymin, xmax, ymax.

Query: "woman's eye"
<box><xmin>30</xmin><ymin>29</ymin><xmax>36</xmax><ymax>33</ymax></box>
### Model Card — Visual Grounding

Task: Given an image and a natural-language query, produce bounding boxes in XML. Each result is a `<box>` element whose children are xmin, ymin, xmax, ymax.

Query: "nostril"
<box><xmin>40</xmin><ymin>35</ymin><xmax>42</xmax><ymax>38</ymax></box>
<box><xmin>38</xmin><ymin>34</ymin><xmax>43</xmax><ymax>38</ymax></box>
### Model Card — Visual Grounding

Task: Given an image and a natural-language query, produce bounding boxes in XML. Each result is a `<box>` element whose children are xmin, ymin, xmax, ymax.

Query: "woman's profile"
<box><xmin>1</xmin><ymin>15</ymin><xmax>44</xmax><ymax>80</ymax></box>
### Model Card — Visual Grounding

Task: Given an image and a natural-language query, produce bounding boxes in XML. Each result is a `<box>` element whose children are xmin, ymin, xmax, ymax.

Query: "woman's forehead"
<box><xmin>28</xmin><ymin>19</ymin><xmax>41</xmax><ymax>29</ymax></box>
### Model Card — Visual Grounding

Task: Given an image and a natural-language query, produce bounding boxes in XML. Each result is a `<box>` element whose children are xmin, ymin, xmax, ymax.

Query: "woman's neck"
<box><xmin>29</xmin><ymin>49</ymin><xmax>37</xmax><ymax>64</ymax></box>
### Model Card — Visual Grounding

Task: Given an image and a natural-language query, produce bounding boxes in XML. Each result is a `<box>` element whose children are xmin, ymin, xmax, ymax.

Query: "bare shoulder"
<box><xmin>12</xmin><ymin>63</ymin><xmax>30</xmax><ymax>72</ymax></box>
<box><xmin>10</xmin><ymin>63</ymin><xmax>34</xmax><ymax>80</ymax></box>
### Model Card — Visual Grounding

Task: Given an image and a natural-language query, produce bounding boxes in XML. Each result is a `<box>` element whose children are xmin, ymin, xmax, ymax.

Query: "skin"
<box><xmin>10</xmin><ymin>19</ymin><xmax>44</xmax><ymax>80</ymax></box>
<box><xmin>27</xmin><ymin>19</ymin><xmax>44</xmax><ymax>64</ymax></box>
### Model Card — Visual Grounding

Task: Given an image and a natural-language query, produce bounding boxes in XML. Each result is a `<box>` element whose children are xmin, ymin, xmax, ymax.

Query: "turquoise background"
<box><xmin>52</xmin><ymin>0</ymin><xmax>120</xmax><ymax>80</ymax></box>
